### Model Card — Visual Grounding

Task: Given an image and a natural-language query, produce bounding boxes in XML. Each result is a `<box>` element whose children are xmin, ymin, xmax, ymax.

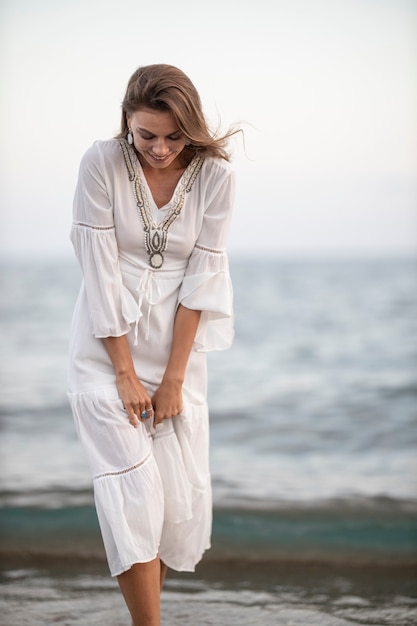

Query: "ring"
<box><xmin>141</xmin><ymin>410</ymin><xmax>149</xmax><ymax>419</ymax></box>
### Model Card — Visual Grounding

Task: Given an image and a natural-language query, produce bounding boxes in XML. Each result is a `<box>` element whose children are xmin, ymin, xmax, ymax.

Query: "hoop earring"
<box><xmin>127</xmin><ymin>129</ymin><xmax>133</xmax><ymax>145</ymax></box>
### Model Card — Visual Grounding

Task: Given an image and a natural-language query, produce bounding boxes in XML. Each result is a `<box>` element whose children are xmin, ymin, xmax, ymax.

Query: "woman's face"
<box><xmin>127</xmin><ymin>108</ymin><xmax>188</xmax><ymax>170</ymax></box>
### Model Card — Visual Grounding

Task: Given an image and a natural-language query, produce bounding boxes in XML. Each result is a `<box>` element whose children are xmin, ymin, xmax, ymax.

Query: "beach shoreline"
<box><xmin>1</xmin><ymin>555</ymin><xmax>416</xmax><ymax>625</ymax></box>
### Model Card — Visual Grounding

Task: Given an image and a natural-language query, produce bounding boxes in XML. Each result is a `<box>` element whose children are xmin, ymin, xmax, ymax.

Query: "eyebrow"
<box><xmin>136</xmin><ymin>126</ymin><xmax>181</xmax><ymax>137</ymax></box>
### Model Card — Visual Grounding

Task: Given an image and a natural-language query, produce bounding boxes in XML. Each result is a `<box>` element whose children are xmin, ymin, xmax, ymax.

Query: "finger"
<box><xmin>140</xmin><ymin>406</ymin><xmax>153</xmax><ymax>421</ymax></box>
<box><xmin>153</xmin><ymin>406</ymin><xmax>163</xmax><ymax>426</ymax></box>
<box><xmin>153</xmin><ymin>409</ymin><xmax>174</xmax><ymax>426</ymax></box>
<box><xmin>140</xmin><ymin>403</ymin><xmax>154</xmax><ymax>421</ymax></box>
<box><xmin>127</xmin><ymin>408</ymin><xmax>140</xmax><ymax>428</ymax></box>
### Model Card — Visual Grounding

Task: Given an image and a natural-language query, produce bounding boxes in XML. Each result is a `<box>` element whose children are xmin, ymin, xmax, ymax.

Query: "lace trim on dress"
<box><xmin>94</xmin><ymin>450</ymin><xmax>152</xmax><ymax>480</ymax></box>
<box><xmin>73</xmin><ymin>222</ymin><xmax>115</xmax><ymax>231</ymax></box>
<box><xmin>119</xmin><ymin>139</ymin><xmax>204</xmax><ymax>270</ymax></box>
<box><xmin>194</xmin><ymin>243</ymin><xmax>225</xmax><ymax>254</ymax></box>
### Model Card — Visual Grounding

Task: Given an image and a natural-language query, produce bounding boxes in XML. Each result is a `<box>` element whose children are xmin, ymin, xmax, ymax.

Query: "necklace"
<box><xmin>120</xmin><ymin>140</ymin><xmax>204</xmax><ymax>269</ymax></box>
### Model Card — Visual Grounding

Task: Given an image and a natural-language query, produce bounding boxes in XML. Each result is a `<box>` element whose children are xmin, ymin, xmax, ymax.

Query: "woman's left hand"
<box><xmin>151</xmin><ymin>305</ymin><xmax>200</xmax><ymax>426</ymax></box>
<box><xmin>152</xmin><ymin>378</ymin><xmax>183</xmax><ymax>426</ymax></box>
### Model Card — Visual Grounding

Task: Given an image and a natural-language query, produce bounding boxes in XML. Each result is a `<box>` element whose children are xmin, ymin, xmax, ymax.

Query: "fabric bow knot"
<box><xmin>134</xmin><ymin>269</ymin><xmax>162</xmax><ymax>344</ymax></box>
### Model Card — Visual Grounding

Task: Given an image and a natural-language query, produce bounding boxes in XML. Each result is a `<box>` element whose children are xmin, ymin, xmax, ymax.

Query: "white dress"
<box><xmin>67</xmin><ymin>138</ymin><xmax>235</xmax><ymax>577</ymax></box>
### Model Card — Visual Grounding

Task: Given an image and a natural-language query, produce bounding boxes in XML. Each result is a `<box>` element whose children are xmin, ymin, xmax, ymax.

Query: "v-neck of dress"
<box><xmin>137</xmin><ymin>163</ymin><xmax>181</xmax><ymax>213</ymax></box>
<box><xmin>136</xmin><ymin>152</ymin><xmax>200</xmax><ymax>213</ymax></box>
<box><xmin>119</xmin><ymin>139</ymin><xmax>205</xmax><ymax>268</ymax></box>
<box><xmin>120</xmin><ymin>139</ymin><xmax>205</xmax><ymax>228</ymax></box>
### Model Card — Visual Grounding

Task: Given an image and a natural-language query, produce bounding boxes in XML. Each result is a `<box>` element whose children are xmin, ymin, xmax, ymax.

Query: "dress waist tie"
<box><xmin>134</xmin><ymin>269</ymin><xmax>161</xmax><ymax>345</ymax></box>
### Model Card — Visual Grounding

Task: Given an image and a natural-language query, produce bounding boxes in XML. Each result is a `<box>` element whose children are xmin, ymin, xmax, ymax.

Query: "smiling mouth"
<box><xmin>148</xmin><ymin>152</ymin><xmax>173</xmax><ymax>161</ymax></box>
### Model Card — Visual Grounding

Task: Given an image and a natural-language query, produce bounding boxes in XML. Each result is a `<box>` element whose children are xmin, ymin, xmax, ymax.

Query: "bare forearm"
<box><xmin>102</xmin><ymin>335</ymin><xmax>135</xmax><ymax>376</ymax></box>
<box><xmin>163</xmin><ymin>304</ymin><xmax>201</xmax><ymax>384</ymax></box>
<box><xmin>152</xmin><ymin>304</ymin><xmax>201</xmax><ymax>423</ymax></box>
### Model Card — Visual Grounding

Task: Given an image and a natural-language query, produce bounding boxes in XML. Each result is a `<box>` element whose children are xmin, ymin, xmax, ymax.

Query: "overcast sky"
<box><xmin>1</xmin><ymin>0</ymin><xmax>416</xmax><ymax>259</ymax></box>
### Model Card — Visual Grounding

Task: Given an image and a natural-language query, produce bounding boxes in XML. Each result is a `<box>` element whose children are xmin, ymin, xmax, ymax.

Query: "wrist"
<box><xmin>161</xmin><ymin>372</ymin><xmax>184</xmax><ymax>387</ymax></box>
<box><xmin>115</xmin><ymin>367</ymin><xmax>135</xmax><ymax>379</ymax></box>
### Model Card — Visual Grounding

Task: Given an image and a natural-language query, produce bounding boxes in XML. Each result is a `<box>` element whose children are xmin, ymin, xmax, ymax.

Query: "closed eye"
<box><xmin>138</xmin><ymin>132</ymin><xmax>155</xmax><ymax>140</ymax></box>
<box><xmin>136</xmin><ymin>128</ymin><xmax>182</xmax><ymax>141</ymax></box>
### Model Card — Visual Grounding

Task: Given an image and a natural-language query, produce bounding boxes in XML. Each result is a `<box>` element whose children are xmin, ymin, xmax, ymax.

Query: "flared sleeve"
<box><xmin>178</xmin><ymin>163</ymin><xmax>236</xmax><ymax>352</ymax></box>
<box><xmin>70</xmin><ymin>142</ymin><xmax>138</xmax><ymax>338</ymax></box>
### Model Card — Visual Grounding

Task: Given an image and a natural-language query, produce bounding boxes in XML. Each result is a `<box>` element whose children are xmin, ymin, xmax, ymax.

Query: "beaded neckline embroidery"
<box><xmin>120</xmin><ymin>139</ymin><xmax>204</xmax><ymax>269</ymax></box>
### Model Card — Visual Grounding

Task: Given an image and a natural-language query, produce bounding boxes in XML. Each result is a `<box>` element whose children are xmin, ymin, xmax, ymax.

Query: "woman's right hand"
<box><xmin>101</xmin><ymin>335</ymin><xmax>153</xmax><ymax>428</ymax></box>
<box><xmin>116</xmin><ymin>371</ymin><xmax>153</xmax><ymax>428</ymax></box>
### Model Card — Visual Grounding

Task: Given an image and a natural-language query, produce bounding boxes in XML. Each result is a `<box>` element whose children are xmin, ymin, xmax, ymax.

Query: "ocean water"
<box><xmin>1</xmin><ymin>255</ymin><xmax>416</xmax><ymax>625</ymax></box>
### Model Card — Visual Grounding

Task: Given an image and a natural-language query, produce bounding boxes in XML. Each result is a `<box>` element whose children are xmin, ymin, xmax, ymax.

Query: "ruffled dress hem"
<box><xmin>69</xmin><ymin>388</ymin><xmax>212</xmax><ymax>578</ymax></box>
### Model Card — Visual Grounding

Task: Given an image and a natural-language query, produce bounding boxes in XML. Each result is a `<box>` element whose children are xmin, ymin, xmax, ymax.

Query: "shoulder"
<box><xmin>80</xmin><ymin>138</ymin><xmax>121</xmax><ymax>166</ymax></box>
<box><xmin>77</xmin><ymin>139</ymin><xmax>126</xmax><ymax>182</ymax></box>
<box><xmin>202</xmin><ymin>156</ymin><xmax>235</xmax><ymax>177</ymax></box>
<box><xmin>199</xmin><ymin>156</ymin><xmax>235</xmax><ymax>189</ymax></box>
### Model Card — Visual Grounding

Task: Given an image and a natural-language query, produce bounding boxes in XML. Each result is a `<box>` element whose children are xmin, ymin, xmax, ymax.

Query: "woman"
<box><xmin>68</xmin><ymin>64</ymin><xmax>238</xmax><ymax>625</ymax></box>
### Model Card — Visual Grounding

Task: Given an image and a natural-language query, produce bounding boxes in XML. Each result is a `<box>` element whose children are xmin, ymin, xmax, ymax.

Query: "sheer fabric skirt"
<box><xmin>69</xmin><ymin>386</ymin><xmax>212</xmax><ymax>577</ymax></box>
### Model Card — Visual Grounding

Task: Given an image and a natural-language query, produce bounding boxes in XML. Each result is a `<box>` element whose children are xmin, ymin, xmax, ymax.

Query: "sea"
<box><xmin>1</xmin><ymin>254</ymin><xmax>416</xmax><ymax>625</ymax></box>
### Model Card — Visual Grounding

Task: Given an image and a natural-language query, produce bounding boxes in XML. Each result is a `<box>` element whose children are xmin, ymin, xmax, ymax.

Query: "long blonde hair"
<box><xmin>117</xmin><ymin>64</ymin><xmax>240</xmax><ymax>161</ymax></box>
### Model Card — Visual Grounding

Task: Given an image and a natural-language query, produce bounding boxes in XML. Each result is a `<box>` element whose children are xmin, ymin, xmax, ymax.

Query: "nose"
<box><xmin>152</xmin><ymin>137</ymin><xmax>170</xmax><ymax>156</ymax></box>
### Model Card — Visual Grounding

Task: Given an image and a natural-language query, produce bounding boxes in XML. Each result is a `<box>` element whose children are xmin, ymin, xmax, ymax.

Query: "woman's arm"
<box><xmin>152</xmin><ymin>304</ymin><xmax>201</xmax><ymax>425</ymax></box>
<box><xmin>102</xmin><ymin>335</ymin><xmax>153</xmax><ymax>428</ymax></box>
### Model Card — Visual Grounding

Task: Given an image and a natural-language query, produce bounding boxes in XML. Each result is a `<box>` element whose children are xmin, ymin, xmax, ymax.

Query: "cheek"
<box><xmin>173</xmin><ymin>140</ymin><xmax>187</xmax><ymax>152</ymax></box>
<box><xmin>133</xmin><ymin>137</ymin><xmax>149</xmax><ymax>151</ymax></box>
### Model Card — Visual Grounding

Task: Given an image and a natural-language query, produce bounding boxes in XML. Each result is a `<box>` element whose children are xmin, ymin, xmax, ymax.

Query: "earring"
<box><xmin>127</xmin><ymin>129</ymin><xmax>133</xmax><ymax>145</ymax></box>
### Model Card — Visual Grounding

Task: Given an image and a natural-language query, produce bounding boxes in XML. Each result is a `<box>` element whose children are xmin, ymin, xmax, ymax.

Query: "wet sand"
<box><xmin>1</xmin><ymin>558</ymin><xmax>416</xmax><ymax>625</ymax></box>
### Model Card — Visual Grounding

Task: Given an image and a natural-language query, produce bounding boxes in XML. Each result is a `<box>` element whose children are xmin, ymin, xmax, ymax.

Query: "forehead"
<box><xmin>129</xmin><ymin>108</ymin><xmax>178</xmax><ymax>133</ymax></box>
